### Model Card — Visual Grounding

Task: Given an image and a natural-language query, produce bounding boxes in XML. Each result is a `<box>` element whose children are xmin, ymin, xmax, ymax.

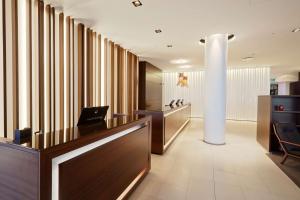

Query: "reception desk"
<box><xmin>137</xmin><ymin>104</ymin><xmax>191</xmax><ymax>154</ymax></box>
<box><xmin>0</xmin><ymin>115</ymin><xmax>151</xmax><ymax>200</ymax></box>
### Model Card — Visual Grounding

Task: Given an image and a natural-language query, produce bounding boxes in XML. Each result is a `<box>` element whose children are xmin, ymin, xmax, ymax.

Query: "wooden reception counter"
<box><xmin>137</xmin><ymin>103</ymin><xmax>191</xmax><ymax>154</ymax></box>
<box><xmin>0</xmin><ymin>115</ymin><xmax>151</xmax><ymax>200</ymax></box>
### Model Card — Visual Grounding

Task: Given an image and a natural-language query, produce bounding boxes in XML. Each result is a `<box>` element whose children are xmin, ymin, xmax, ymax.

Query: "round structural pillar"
<box><xmin>204</xmin><ymin>34</ymin><xmax>228</xmax><ymax>145</ymax></box>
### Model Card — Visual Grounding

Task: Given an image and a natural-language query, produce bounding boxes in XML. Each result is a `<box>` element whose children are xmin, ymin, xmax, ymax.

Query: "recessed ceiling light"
<box><xmin>199</xmin><ymin>34</ymin><xmax>235</xmax><ymax>44</ymax></box>
<box><xmin>155</xmin><ymin>29</ymin><xmax>162</xmax><ymax>34</ymax></box>
<box><xmin>242</xmin><ymin>56</ymin><xmax>255</xmax><ymax>62</ymax></box>
<box><xmin>132</xmin><ymin>0</ymin><xmax>142</xmax><ymax>7</ymax></box>
<box><xmin>179</xmin><ymin>65</ymin><xmax>192</xmax><ymax>69</ymax></box>
<box><xmin>292</xmin><ymin>28</ymin><xmax>300</xmax><ymax>33</ymax></box>
<box><xmin>170</xmin><ymin>59</ymin><xmax>189</xmax><ymax>64</ymax></box>
<box><xmin>167</xmin><ymin>44</ymin><xmax>173</xmax><ymax>48</ymax></box>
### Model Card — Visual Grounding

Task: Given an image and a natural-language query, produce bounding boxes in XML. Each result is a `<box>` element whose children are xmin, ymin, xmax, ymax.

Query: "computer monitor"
<box><xmin>77</xmin><ymin>106</ymin><xmax>109</xmax><ymax>126</ymax></box>
<box><xmin>169</xmin><ymin>99</ymin><xmax>175</xmax><ymax>107</ymax></box>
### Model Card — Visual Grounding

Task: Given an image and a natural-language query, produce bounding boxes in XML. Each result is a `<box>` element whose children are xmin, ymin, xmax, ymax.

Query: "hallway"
<box><xmin>130</xmin><ymin>119</ymin><xmax>300</xmax><ymax>200</ymax></box>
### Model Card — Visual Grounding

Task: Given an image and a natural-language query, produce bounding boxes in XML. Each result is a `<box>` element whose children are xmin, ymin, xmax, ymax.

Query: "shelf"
<box><xmin>273</xmin><ymin>110</ymin><xmax>300</xmax><ymax>113</ymax></box>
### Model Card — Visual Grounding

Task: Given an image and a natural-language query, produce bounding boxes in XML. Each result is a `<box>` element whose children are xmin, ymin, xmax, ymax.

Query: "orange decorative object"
<box><xmin>177</xmin><ymin>73</ymin><xmax>188</xmax><ymax>87</ymax></box>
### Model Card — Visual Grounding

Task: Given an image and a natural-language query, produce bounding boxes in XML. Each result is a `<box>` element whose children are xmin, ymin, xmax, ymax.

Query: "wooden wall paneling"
<box><xmin>97</xmin><ymin>34</ymin><xmax>101</xmax><ymax>106</ymax></box>
<box><xmin>59</xmin><ymin>13</ymin><xmax>64</xmax><ymax>130</ymax></box>
<box><xmin>77</xmin><ymin>23</ymin><xmax>84</xmax><ymax>118</ymax></box>
<box><xmin>65</xmin><ymin>16</ymin><xmax>70</xmax><ymax>128</ymax></box>
<box><xmin>38</xmin><ymin>0</ymin><xmax>44</xmax><ymax>132</ymax></box>
<box><xmin>110</xmin><ymin>42</ymin><xmax>115</xmax><ymax>117</ymax></box>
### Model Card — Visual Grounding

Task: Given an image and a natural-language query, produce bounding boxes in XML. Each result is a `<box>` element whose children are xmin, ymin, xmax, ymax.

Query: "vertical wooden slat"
<box><xmin>65</xmin><ymin>16</ymin><xmax>70</xmax><ymax>127</ymax></box>
<box><xmin>127</xmin><ymin>52</ymin><xmax>133</xmax><ymax>115</ymax></box>
<box><xmin>71</xmin><ymin>19</ymin><xmax>75</xmax><ymax>128</ymax></box>
<box><xmin>59</xmin><ymin>13</ymin><xmax>64</xmax><ymax>130</ymax></box>
<box><xmin>51</xmin><ymin>7</ymin><xmax>55</xmax><ymax>131</ymax></box>
<box><xmin>45</xmin><ymin>5</ymin><xmax>51</xmax><ymax>133</ymax></box>
<box><xmin>86</xmin><ymin>28</ymin><xmax>93</xmax><ymax>107</ymax></box>
<box><xmin>97</xmin><ymin>34</ymin><xmax>101</xmax><ymax>106</ymax></box>
<box><xmin>133</xmin><ymin>54</ymin><xmax>138</xmax><ymax>110</ymax></box>
<box><xmin>93</xmin><ymin>31</ymin><xmax>96</xmax><ymax>106</ymax></box>
<box><xmin>117</xmin><ymin>46</ymin><xmax>124</xmax><ymax>114</ymax></box>
<box><xmin>104</xmin><ymin>38</ymin><xmax>107</xmax><ymax>106</ymax></box>
<box><xmin>38</xmin><ymin>0</ymin><xmax>44</xmax><ymax>131</ymax></box>
<box><xmin>77</xmin><ymin>23</ymin><xmax>84</xmax><ymax>118</ymax></box>
<box><xmin>2</xmin><ymin>0</ymin><xmax>7</xmax><ymax>137</ymax></box>
<box><xmin>110</xmin><ymin>41</ymin><xmax>114</xmax><ymax>116</ymax></box>
<box><xmin>29</xmin><ymin>0</ymin><xmax>32</xmax><ymax>129</ymax></box>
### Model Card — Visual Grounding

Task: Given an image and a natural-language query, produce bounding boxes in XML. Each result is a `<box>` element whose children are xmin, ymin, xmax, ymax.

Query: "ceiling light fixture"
<box><xmin>170</xmin><ymin>59</ymin><xmax>189</xmax><ymax>64</ymax></box>
<box><xmin>199</xmin><ymin>34</ymin><xmax>235</xmax><ymax>44</ymax></box>
<box><xmin>179</xmin><ymin>65</ymin><xmax>192</xmax><ymax>69</ymax></box>
<box><xmin>292</xmin><ymin>28</ymin><xmax>300</xmax><ymax>33</ymax></box>
<box><xmin>167</xmin><ymin>44</ymin><xmax>173</xmax><ymax>48</ymax></box>
<box><xmin>242</xmin><ymin>56</ymin><xmax>255</xmax><ymax>62</ymax></box>
<box><xmin>155</xmin><ymin>29</ymin><xmax>162</xmax><ymax>34</ymax></box>
<box><xmin>132</xmin><ymin>0</ymin><xmax>142</xmax><ymax>7</ymax></box>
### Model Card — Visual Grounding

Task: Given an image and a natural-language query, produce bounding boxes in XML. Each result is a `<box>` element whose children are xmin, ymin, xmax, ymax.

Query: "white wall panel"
<box><xmin>163</xmin><ymin>67</ymin><xmax>270</xmax><ymax>121</ymax></box>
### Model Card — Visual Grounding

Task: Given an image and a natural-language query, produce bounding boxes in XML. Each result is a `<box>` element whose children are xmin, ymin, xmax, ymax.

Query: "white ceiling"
<box><xmin>48</xmin><ymin>0</ymin><xmax>300</xmax><ymax>75</ymax></box>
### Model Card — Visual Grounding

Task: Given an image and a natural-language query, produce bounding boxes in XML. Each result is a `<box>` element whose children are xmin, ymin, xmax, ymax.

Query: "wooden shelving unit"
<box><xmin>257</xmin><ymin>95</ymin><xmax>300</xmax><ymax>152</ymax></box>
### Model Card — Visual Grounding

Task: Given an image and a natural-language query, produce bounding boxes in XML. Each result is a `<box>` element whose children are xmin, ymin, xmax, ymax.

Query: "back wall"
<box><xmin>163</xmin><ymin>67</ymin><xmax>270</xmax><ymax>121</ymax></box>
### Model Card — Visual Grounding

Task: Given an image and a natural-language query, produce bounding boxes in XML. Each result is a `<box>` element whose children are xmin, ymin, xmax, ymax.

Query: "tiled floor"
<box><xmin>129</xmin><ymin>119</ymin><xmax>300</xmax><ymax>200</ymax></box>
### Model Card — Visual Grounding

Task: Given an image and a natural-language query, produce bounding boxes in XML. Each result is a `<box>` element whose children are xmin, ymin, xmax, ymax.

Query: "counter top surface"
<box><xmin>140</xmin><ymin>103</ymin><xmax>191</xmax><ymax>113</ymax></box>
<box><xmin>0</xmin><ymin>115</ymin><xmax>149</xmax><ymax>152</ymax></box>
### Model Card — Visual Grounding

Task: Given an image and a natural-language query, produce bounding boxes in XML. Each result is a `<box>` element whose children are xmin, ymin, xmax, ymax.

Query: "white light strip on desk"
<box><xmin>52</xmin><ymin>124</ymin><xmax>143</xmax><ymax>200</ymax></box>
<box><xmin>164</xmin><ymin>119</ymin><xmax>190</xmax><ymax>150</ymax></box>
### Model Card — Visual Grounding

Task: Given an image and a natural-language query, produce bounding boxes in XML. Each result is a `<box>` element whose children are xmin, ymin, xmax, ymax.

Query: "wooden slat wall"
<box><xmin>0</xmin><ymin>1</ymin><xmax>139</xmax><ymax>139</ymax></box>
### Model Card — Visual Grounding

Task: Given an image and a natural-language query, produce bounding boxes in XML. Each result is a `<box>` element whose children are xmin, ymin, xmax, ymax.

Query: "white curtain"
<box><xmin>163</xmin><ymin>67</ymin><xmax>270</xmax><ymax>121</ymax></box>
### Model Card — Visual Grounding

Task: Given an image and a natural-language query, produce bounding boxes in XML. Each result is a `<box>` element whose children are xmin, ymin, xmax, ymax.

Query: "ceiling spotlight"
<box><xmin>228</xmin><ymin>34</ymin><xmax>235</xmax><ymax>41</ymax></box>
<box><xmin>132</xmin><ymin>0</ymin><xmax>142</xmax><ymax>7</ymax></box>
<box><xmin>292</xmin><ymin>28</ymin><xmax>300</xmax><ymax>33</ymax></box>
<box><xmin>167</xmin><ymin>44</ymin><xmax>173</xmax><ymax>48</ymax></box>
<box><xmin>199</xmin><ymin>39</ymin><xmax>205</xmax><ymax>45</ymax></box>
<box><xmin>170</xmin><ymin>59</ymin><xmax>189</xmax><ymax>64</ymax></box>
<box><xmin>179</xmin><ymin>65</ymin><xmax>192</xmax><ymax>69</ymax></box>
<box><xmin>199</xmin><ymin>34</ymin><xmax>235</xmax><ymax>44</ymax></box>
<box><xmin>155</xmin><ymin>29</ymin><xmax>162</xmax><ymax>34</ymax></box>
<box><xmin>242</xmin><ymin>56</ymin><xmax>255</xmax><ymax>62</ymax></box>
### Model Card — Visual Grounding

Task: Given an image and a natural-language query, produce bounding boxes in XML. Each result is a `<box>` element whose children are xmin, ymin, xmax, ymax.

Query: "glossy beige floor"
<box><xmin>129</xmin><ymin>119</ymin><xmax>300</xmax><ymax>200</ymax></box>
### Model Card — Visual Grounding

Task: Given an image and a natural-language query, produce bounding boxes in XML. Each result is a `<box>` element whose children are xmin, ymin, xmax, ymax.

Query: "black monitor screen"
<box><xmin>77</xmin><ymin>106</ymin><xmax>109</xmax><ymax>126</ymax></box>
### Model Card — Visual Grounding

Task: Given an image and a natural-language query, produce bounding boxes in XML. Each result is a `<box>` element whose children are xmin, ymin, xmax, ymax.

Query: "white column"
<box><xmin>204</xmin><ymin>34</ymin><xmax>228</xmax><ymax>145</ymax></box>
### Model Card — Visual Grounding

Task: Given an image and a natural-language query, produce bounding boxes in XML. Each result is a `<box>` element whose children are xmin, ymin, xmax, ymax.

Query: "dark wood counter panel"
<box><xmin>137</xmin><ymin>104</ymin><xmax>191</xmax><ymax>154</ymax></box>
<box><xmin>0</xmin><ymin>115</ymin><xmax>152</xmax><ymax>200</ymax></box>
